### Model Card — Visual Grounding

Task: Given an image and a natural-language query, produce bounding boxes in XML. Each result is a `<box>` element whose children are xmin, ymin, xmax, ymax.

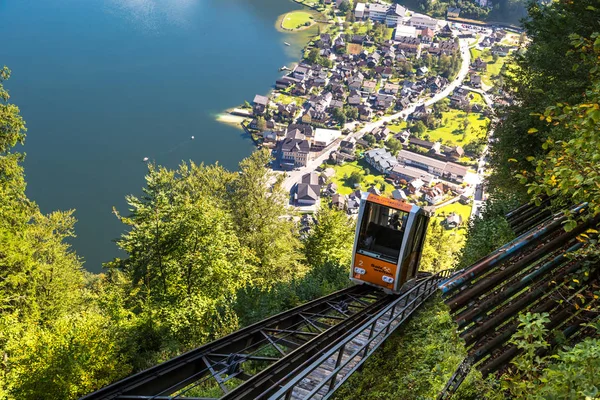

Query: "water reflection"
<box><xmin>107</xmin><ymin>0</ymin><xmax>199</xmax><ymax>32</ymax></box>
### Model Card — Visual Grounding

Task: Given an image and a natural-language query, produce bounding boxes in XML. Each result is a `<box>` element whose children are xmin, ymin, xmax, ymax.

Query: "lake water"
<box><xmin>0</xmin><ymin>0</ymin><xmax>317</xmax><ymax>272</ymax></box>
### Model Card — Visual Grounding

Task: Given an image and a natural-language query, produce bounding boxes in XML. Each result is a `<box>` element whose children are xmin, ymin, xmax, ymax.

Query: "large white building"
<box><xmin>355</xmin><ymin>3</ymin><xmax>407</xmax><ymax>27</ymax></box>
<box><xmin>409</xmin><ymin>13</ymin><xmax>439</xmax><ymax>30</ymax></box>
<box><xmin>312</xmin><ymin>128</ymin><xmax>342</xmax><ymax>150</ymax></box>
<box><xmin>385</xmin><ymin>4</ymin><xmax>407</xmax><ymax>27</ymax></box>
<box><xmin>394</xmin><ymin>24</ymin><xmax>417</xmax><ymax>40</ymax></box>
<box><xmin>355</xmin><ymin>2</ymin><xmax>366</xmax><ymax>19</ymax></box>
<box><xmin>367</xmin><ymin>3</ymin><xmax>388</xmax><ymax>23</ymax></box>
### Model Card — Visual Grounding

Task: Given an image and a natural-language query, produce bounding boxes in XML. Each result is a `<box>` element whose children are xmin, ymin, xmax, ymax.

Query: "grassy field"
<box><xmin>470</xmin><ymin>48</ymin><xmax>509</xmax><ymax>86</ymax></box>
<box><xmin>329</xmin><ymin>160</ymin><xmax>395</xmax><ymax>196</ymax></box>
<box><xmin>350</xmin><ymin>22</ymin><xmax>369</xmax><ymax>35</ymax></box>
<box><xmin>500</xmin><ymin>32</ymin><xmax>521</xmax><ymax>46</ymax></box>
<box><xmin>281</xmin><ymin>11</ymin><xmax>314</xmax><ymax>30</ymax></box>
<box><xmin>470</xmin><ymin>92</ymin><xmax>486</xmax><ymax>105</ymax></box>
<box><xmin>273</xmin><ymin>93</ymin><xmax>304</xmax><ymax>106</ymax></box>
<box><xmin>426</xmin><ymin>110</ymin><xmax>489</xmax><ymax>147</ymax></box>
<box><xmin>387</xmin><ymin>121</ymin><xmax>408</xmax><ymax>133</ymax></box>
<box><xmin>436</xmin><ymin>201</ymin><xmax>472</xmax><ymax>222</ymax></box>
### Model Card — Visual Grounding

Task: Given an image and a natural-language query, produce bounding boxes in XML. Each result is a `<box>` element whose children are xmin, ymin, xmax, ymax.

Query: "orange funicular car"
<box><xmin>350</xmin><ymin>192</ymin><xmax>430</xmax><ymax>294</ymax></box>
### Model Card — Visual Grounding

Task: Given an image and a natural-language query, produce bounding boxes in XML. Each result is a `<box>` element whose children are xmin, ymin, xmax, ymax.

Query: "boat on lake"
<box><xmin>279</xmin><ymin>65</ymin><xmax>290</xmax><ymax>71</ymax></box>
<box><xmin>284</xmin><ymin>42</ymin><xmax>291</xmax><ymax>46</ymax></box>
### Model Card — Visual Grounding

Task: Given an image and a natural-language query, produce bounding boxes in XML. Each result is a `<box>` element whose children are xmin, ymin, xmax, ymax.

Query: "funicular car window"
<box><xmin>357</xmin><ymin>202</ymin><xmax>408</xmax><ymax>264</ymax></box>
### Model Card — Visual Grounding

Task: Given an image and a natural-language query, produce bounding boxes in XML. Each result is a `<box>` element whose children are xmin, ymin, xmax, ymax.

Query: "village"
<box><xmin>233</xmin><ymin>0</ymin><xmax>522</xmax><ymax>233</ymax></box>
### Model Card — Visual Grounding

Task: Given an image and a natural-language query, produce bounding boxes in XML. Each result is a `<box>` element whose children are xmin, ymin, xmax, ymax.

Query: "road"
<box><xmin>282</xmin><ymin>34</ymin><xmax>473</xmax><ymax>192</ymax></box>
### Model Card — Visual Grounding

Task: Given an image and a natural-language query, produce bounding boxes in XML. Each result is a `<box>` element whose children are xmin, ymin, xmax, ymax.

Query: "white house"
<box><xmin>355</xmin><ymin>2</ymin><xmax>366</xmax><ymax>19</ymax></box>
<box><xmin>312</xmin><ymin>128</ymin><xmax>342</xmax><ymax>151</ymax></box>
<box><xmin>394</xmin><ymin>25</ymin><xmax>417</xmax><ymax>40</ymax></box>
<box><xmin>409</xmin><ymin>14</ymin><xmax>439</xmax><ymax>30</ymax></box>
<box><xmin>367</xmin><ymin>3</ymin><xmax>388</xmax><ymax>23</ymax></box>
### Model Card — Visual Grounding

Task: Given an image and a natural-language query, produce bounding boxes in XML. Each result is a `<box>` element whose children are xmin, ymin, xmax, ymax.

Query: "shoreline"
<box><xmin>275</xmin><ymin>9</ymin><xmax>323</xmax><ymax>33</ymax></box>
<box><xmin>216</xmin><ymin>112</ymin><xmax>247</xmax><ymax>130</ymax></box>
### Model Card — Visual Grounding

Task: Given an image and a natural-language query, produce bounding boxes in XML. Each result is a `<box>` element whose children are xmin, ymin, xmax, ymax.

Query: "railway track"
<box><xmin>437</xmin><ymin>202</ymin><xmax>600</xmax><ymax>399</ymax></box>
<box><xmin>83</xmin><ymin>272</ymin><xmax>449</xmax><ymax>400</ymax></box>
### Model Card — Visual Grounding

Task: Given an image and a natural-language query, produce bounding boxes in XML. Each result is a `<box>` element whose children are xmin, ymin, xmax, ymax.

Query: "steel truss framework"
<box><xmin>83</xmin><ymin>285</ymin><xmax>393</xmax><ymax>400</ymax></box>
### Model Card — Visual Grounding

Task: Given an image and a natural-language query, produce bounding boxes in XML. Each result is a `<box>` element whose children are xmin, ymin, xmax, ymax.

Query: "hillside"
<box><xmin>2</xmin><ymin>0</ymin><xmax>600</xmax><ymax>398</ymax></box>
<box><xmin>395</xmin><ymin>0</ymin><xmax>528</xmax><ymax>25</ymax></box>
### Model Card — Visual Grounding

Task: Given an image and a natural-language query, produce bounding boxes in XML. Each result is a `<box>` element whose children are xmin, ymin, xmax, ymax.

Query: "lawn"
<box><xmin>435</xmin><ymin>201</ymin><xmax>472</xmax><ymax>236</ymax></box>
<box><xmin>469</xmin><ymin>47</ymin><xmax>509</xmax><ymax>87</ymax></box>
<box><xmin>470</xmin><ymin>93</ymin><xmax>485</xmax><ymax>105</ymax></box>
<box><xmin>281</xmin><ymin>11</ymin><xmax>314</xmax><ymax>30</ymax></box>
<box><xmin>387</xmin><ymin>120</ymin><xmax>408</xmax><ymax>133</ymax></box>
<box><xmin>350</xmin><ymin>22</ymin><xmax>369</xmax><ymax>35</ymax></box>
<box><xmin>425</xmin><ymin>110</ymin><xmax>489</xmax><ymax>147</ymax></box>
<box><xmin>500</xmin><ymin>32</ymin><xmax>522</xmax><ymax>46</ymax></box>
<box><xmin>273</xmin><ymin>93</ymin><xmax>304</xmax><ymax>106</ymax></box>
<box><xmin>436</xmin><ymin>201</ymin><xmax>472</xmax><ymax>222</ymax></box>
<box><xmin>329</xmin><ymin>160</ymin><xmax>395</xmax><ymax>196</ymax></box>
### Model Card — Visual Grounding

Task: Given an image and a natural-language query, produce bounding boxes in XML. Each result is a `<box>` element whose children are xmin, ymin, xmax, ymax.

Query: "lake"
<box><xmin>0</xmin><ymin>0</ymin><xmax>317</xmax><ymax>272</ymax></box>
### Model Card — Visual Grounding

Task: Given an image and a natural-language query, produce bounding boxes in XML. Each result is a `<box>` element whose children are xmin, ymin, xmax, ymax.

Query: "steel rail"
<box><xmin>266</xmin><ymin>271</ymin><xmax>451</xmax><ymax>400</ymax></box>
<box><xmin>219</xmin><ymin>286</ymin><xmax>401</xmax><ymax>400</ymax></box>
<box><xmin>439</xmin><ymin>203</ymin><xmax>587</xmax><ymax>295</ymax></box>
<box><xmin>82</xmin><ymin>285</ymin><xmax>380</xmax><ymax>400</ymax></box>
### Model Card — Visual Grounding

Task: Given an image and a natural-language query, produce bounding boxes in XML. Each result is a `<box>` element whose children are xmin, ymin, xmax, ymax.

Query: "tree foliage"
<box><xmin>420</xmin><ymin>220</ymin><xmax>463</xmax><ymax>273</ymax></box>
<box><xmin>384</xmin><ymin>137</ymin><xmax>403</xmax><ymax>156</ymax></box>
<box><xmin>304</xmin><ymin>206</ymin><xmax>355</xmax><ymax>268</ymax></box>
<box><xmin>519</xmin><ymin>33</ymin><xmax>600</xmax><ymax>238</ymax></box>
<box><xmin>0</xmin><ymin>67</ymin><xmax>130</xmax><ymax>398</ymax></box>
<box><xmin>487</xmin><ymin>0</ymin><xmax>600</xmax><ymax>199</ymax></box>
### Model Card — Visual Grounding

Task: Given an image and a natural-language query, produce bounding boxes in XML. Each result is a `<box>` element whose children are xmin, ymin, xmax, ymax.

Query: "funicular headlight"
<box><xmin>382</xmin><ymin>276</ymin><xmax>394</xmax><ymax>284</ymax></box>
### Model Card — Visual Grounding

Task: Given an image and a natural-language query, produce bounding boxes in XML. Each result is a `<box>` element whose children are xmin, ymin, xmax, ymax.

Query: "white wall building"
<box><xmin>409</xmin><ymin>14</ymin><xmax>439</xmax><ymax>30</ymax></box>
<box><xmin>367</xmin><ymin>3</ymin><xmax>388</xmax><ymax>23</ymax></box>
<box><xmin>312</xmin><ymin>128</ymin><xmax>342</xmax><ymax>150</ymax></box>
<box><xmin>385</xmin><ymin>4</ymin><xmax>407</xmax><ymax>27</ymax></box>
<box><xmin>355</xmin><ymin>2</ymin><xmax>366</xmax><ymax>19</ymax></box>
<box><xmin>394</xmin><ymin>25</ymin><xmax>417</xmax><ymax>40</ymax></box>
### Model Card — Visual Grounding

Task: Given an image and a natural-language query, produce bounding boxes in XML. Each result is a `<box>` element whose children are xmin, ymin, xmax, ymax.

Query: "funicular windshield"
<box><xmin>357</xmin><ymin>202</ymin><xmax>408</xmax><ymax>264</ymax></box>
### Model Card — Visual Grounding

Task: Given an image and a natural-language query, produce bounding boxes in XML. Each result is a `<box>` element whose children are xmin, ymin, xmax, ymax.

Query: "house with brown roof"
<box><xmin>362</xmin><ymin>80</ymin><xmax>377</xmax><ymax>94</ymax></box>
<box><xmin>420</xmin><ymin>27</ymin><xmax>435</xmax><ymax>43</ymax></box>
<box><xmin>281</xmin><ymin>131</ymin><xmax>310</xmax><ymax>168</ymax></box>
<box><xmin>253</xmin><ymin>94</ymin><xmax>269</xmax><ymax>115</ymax></box>
<box><xmin>470</xmin><ymin>73</ymin><xmax>482</xmax><ymax>88</ymax></box>
<box><xmin>331</xmin><ymin>193</ymin><xmax>346</xmax><ymax>210</ymax></box>
<box><xmin>472</xmin><ymin>57</ymin><xmax>488</xmax><ymax>71</ymax></box>
<box><xmin>295</xmin><ymin>172</ymin><xmax>321</xmax><ymax>206</ymax></box>
<box><xmin>383</xmin><ymin>82</ymin><xmax>400</xmax><ymax>95</ymax></box>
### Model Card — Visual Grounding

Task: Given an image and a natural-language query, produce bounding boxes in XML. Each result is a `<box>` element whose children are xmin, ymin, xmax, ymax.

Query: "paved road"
<box><xmin>282</xmin><ymin>35</ymin><xmax>473</xmax><ymax>192</ymax></box>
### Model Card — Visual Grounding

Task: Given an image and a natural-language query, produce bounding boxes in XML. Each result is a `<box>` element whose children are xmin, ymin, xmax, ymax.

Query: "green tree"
<box><xmin>363</xmin><ymin>133</ymin><xmax>376</xmax><ymax>146</ymax></box>
<box><xmin>420</xmin><ymin>220</ymin><xmax>462</xmax><ymax>273</ymax></box>
<box><xmin>412</xmin><ymin>120</ymin><xmax>427</xmax><ymax>136</ymax></box>
<box><xmin>256</xmin><ymin>115</ymin><xmax>267</xmax><ymax>131</ymax></box>
<box><xmin>344</xmin><ymin>106</ymin><xmax>358</xmax><ymax>121</ymax></box>
<box><xmin>346</xmin><ymin>170</ymin><xmax>363</xmax><ymax>187</ymax></box>
<box><xmin>385</xmin><ymin>137</ymin><xmax>403</xmax><ymax>156</ymax></box>
<box><xmin>307</xmin><ymin>48</ymin><xmax>320</xmax><ymax>64</ymax></box>
<box><xmin>229</xmin><ymin>149</ymin><xmax>304</xmax><ymax>284</ymax></box>
<box><xmin>0</xmin><ymin>67</ymin><xmax>131</xmax><ymax>399</ymax></box>
<box><xmin>338</xmin><ymin>0</ymin><xmax>351</xmax><ymax>13</ymax></box>
<box><xmin>488</xmin><ymin>0</ymin><xmax>599</xmax><ymax>198</ymax></box>
<box><xmin>520</xmin><ymin>33</ymin><xmax>600</xmax><ymax>241</ymax></box>
<box><xmin>304</xmin><ymin>206</ymin><xmax>355</xmax><ymax>268</ymax></box>
<box><xmin>332</xmin><ymin>107</ymin><xmax>347</xmax><ymax>125</ymax></box>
